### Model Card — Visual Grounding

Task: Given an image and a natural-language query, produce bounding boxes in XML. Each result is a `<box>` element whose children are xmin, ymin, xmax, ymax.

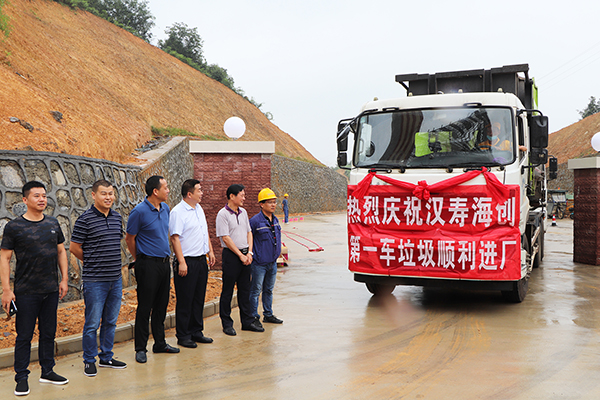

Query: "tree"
<box><xmin>88</xmin><ymin>0</ymin><xmax>155</xmax><ymax>42</ymax></box>
<box><xmin>578</xmin><ymin>96</ymin><xmax>600</xmax><ymax>120</ymax></box>
<box><xmin>158</xmin><ymin>22</ymin><xmax>205</xmax><ymax>67</ymax></box>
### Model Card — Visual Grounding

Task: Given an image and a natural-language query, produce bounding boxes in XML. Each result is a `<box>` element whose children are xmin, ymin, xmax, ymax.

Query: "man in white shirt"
<box><xmin>169</xmin><ymin>179</ymin><xmax>216</xmax><ymax>348</ymax></box>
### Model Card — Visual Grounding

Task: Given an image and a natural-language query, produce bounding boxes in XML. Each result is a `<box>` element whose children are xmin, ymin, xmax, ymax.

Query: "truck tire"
<box><xmin>533</xmin><ymin>227</ymin><xmax>544</xmax><ymax>268</ymax></box>
<box><xmin>501</xmin><ymin>237</ymin><xmax>531</xmax><ymax>302</ymax></box>
<box><xmin>366</xmin><ymin>283</ymin><xmax>395</xmax><ymax>296</ymax></box>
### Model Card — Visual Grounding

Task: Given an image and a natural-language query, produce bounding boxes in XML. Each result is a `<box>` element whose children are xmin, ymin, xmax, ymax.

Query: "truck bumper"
<box><xmin>354</xmin><ymin>273</ymin><xmax>517</xmax><ymax>291</ymax></box>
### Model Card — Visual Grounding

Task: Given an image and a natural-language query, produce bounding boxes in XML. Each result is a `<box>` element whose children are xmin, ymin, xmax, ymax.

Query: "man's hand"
<box><xmin>1</xmin><ymin>289</ymin><xmax>15</xmax><ymax>314</ymax></box>
<box><xmin>178</xmin><ymin>261</ymin><xmax>188</xmax><ymax>277</ymax></box>
<box><xmin>59</xmin><ymin>280</ymin><xmax>68</xmax><ymax>300</ymax></box>
<box><xmin>207</xmin><ymin>251</ymin><xmax>216</xmax><ymax>268</ymax></box>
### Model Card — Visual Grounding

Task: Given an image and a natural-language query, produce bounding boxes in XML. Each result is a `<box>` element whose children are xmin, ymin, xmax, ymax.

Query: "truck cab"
<box><xmin>337</xmin><ymin>65</ymin><xmax>557</xmax><ymax>302</ymax></box>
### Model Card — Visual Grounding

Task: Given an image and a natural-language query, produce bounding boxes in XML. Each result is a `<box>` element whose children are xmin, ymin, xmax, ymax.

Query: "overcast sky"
<box><xmin>148</xmin><ymin>0</ymin><xmax>600</xmax><ymax>166</ymax></box>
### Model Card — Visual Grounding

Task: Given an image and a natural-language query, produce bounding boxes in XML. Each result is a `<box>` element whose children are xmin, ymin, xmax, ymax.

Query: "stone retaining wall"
<box><xmin>0</xmin><ymin>151</ymin><xmax>143</xmax><ymax>301</ymax></box>
<box><xmin>271</xmin><ymin>155</ymin><xmax>347</xmax><ymax>214</ymax></box>
<box><xmin>0</xmin><ymin>137</ymin><xmax>193</xmax><ymax>301</ymax></box>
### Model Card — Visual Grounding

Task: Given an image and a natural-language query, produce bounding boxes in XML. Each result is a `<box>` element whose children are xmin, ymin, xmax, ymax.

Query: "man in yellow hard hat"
<box><xmin>249</xmin><ymin>188</ymin><xmax>283</xmax><ymax>325</ymax></box>
<box><xmin>282</xmin><ymin>193</ymin><xmax>289</xmax><ymax>224</ymax></box>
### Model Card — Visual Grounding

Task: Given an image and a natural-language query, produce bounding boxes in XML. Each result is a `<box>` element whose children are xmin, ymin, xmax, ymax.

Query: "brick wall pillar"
<box><xmin>189</xmin><ymin>141</ymin><xmax>275</xmax><ymax>269</ymax></box>
<box><xmin>568</xmin><ymin>157</ymin><xmax>600</xmax><ymax>265</ymax></box>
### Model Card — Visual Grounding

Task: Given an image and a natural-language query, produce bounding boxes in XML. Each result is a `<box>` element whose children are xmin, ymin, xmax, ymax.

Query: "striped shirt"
<box><xmin>71</xmin><ymin>205</ymin><xmax>123</xmax><ymax>282</ymax></box>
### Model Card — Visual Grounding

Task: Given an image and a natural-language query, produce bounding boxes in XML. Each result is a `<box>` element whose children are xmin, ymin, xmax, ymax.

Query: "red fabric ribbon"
<box><xmin>353</xmin><ymin>168</ymin><xmax>510</xmax><ymax>203</ymax></box>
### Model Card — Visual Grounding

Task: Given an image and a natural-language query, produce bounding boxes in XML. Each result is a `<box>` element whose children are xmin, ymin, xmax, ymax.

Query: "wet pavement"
<box><xmin>1</xmin><ymin>214</ymin><xmax>599</xmax><ymax>399</ymax></box>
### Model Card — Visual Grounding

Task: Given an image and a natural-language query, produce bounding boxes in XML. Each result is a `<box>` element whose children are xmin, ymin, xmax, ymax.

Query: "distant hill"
<box><xmin>0</xmin><ymin>0</ymin><xmax>319</xmax><ymax>164</ymax></box>
<box><xmin>548</xmin><ymin>112</ymin><xmax>600</xmax><ymax>164</ymax></box>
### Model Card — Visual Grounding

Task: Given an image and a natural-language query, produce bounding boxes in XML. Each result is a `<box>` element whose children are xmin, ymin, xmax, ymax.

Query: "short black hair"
<box><xmin>92</xmin><ymin>179</ymin><xmax>113</xmax><ymax>193</ymax></box>
<box><xmin>145</xmin><ymin>175</ymin><xmax>165</xmax><ymax>197</ymax></box>
<box><xmin>181</xmin><ymin>179</ymin><xmax>201</xmax><ymax>198</ymax></box>
<box><xmin>226</xmin><ymin>184</ymin><xmax>245</xmax><ymax>200</ymax></box>
<box><xmin>22</xmin><ymin>181</ymin><xmax>46</xmax><ymax>198</ymax></box>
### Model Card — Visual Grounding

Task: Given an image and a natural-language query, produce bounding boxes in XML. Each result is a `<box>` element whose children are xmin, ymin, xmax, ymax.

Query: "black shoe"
<box><xmin>84</xmin><ymin>362</ymin><xmax>97</xmax><ymax>377</ymax></box>
<box><xmin>153</xmin><ymin>344</ymin><xmax>181</xmax><ymax>354</ymax></box>
<box><xmin>177</xmin><ymin>339</ymin><xmax>198</xmax><ymax>348</ymax></box>
<box><xmin>223</xmin><ymin>326</ymin><xmax>237</xmax><ymax>336</ymax></box>
<box><xmin>39</xmin><ymin>371</ymin><xmax>68</xmax><ymax>385</ymax></box>
<box><xmin>99</xmin><ymin>358</ymin><xmax>127</xmax><ymax>369</ymax></box>
<box><xmin>135</xmin><ymin>351</ymin><xmax>147</xmax><ymax>364</ymax></box>
<box><xmin>253</xmin><ymin>317</ymin><xmax>264</xmax><ymax>329</ymax></box>
<box><xmin>263</xmin><ymin>315</ymin><xmax>283</xmax><ymax>324</ymax></box>
<box><xmin>14</xmin><ymin>378</ymin><xmax>29</xmax><ymax>396</ymax></box>
<box><xmin>242</xmin><ymin>321</ymin><xmax>265</xmax><ymax>332</ymax></box>
<box><xmin>192</xmin><ymin>333</ymin><xmax>214</xmax><ymax>344</ymax></box>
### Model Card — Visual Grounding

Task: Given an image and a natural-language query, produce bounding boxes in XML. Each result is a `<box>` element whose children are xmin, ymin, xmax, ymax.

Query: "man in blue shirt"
<box><xmin>249</xmin><ymin>188</ymin><xmax>283</xmax><ymax>325</ymax></box>
<box><xmin>126</xmin><ymin>175</ymin><xmax>180</xmax><ymax>364</ymax></box>
<box><xmin>71</xmin><ymin>179</ymin><xmax>127</xmax><ymax>377</ymax></box>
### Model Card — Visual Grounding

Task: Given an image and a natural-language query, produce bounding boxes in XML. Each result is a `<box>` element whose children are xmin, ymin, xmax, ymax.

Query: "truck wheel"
<box><xmin>557</xmin><ymin>207</ymin><xmax>565</xmax><ymax>219</ymax></box>
<box><xmin>366</xmin><ymin>283</ymin><xmax>395</xmax><ymax>296</ymax></box>
<box><xmin>502</xmin><ymin>275</ymin><xmax>529</xmax><ymax>303</ymax></box>
<box><xmin>502</xmin><ymin>237</ymin><xmax>530</xmax><ymax>302</ymax></box>
<box><xmin>533</xmin><ymin>228</ymin><xmax>544</xmax><ymax>268</ymax></box>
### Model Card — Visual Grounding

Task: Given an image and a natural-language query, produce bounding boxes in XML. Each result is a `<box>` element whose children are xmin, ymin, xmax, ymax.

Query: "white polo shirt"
<box><xmin>169</xmin><ymin>200</ymin><xmax>210</xmax><ymax>257</ymax></box>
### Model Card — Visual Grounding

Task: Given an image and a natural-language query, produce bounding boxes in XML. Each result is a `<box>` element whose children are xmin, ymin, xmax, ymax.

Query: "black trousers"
<box><xmin>173</xmin><ymin>255</ymin><xmax>208</xmax><ymax>340</ymax></box>
<box><xmin>219</xmin><ymin>248</ymin><xmax>254</xmax><ymax>328</ymax></box>
<box><xmin>134</xmin><ymin>256</ymin><xmax>171</xmax><ymax>352</ymax></box>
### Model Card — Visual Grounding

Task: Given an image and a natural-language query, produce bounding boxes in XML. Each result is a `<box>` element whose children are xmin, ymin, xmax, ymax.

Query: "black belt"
<box><xmin>184</xmin><ymin>255</ymin><xmax>206</xmax><ymax>259</ymax></box>
<box><xmin>138</xmin><ymin>254</ymin><xmax>170</xmax><ymax>263</ymax></box>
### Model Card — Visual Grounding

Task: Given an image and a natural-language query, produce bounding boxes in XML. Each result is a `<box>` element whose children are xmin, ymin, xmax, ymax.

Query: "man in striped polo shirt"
<box><xmin>70</xmin><ymin>179</ymin><xmax>127</xmax><ymax>377</ymax></box>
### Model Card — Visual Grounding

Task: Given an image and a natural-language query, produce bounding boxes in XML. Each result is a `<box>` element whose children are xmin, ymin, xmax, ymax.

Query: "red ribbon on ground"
<box><xmin>353</xmin><ymin>168</ymin><xmax>510</xmax><ymax>203</ymax></box>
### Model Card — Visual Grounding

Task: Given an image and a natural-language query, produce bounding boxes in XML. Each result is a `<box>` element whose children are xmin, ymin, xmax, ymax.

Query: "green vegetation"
<box><xmin>151</xmin><ymin>126</ymin><xmax>226</xmax><ymax>141</ymax></box>
<box><xmin>0</xmin><ymin>0</ymin><xmax>11</xmax><ymax>38</ymax></box>
<box><xmin>579</xmin><ymin>96</ymin><xmax>600</xmax><ymax>119</ymax></box>
<box><xmin>53</xmin><ymin>0</ymin><xmax>155</xmax><ymax>41</ymax></box>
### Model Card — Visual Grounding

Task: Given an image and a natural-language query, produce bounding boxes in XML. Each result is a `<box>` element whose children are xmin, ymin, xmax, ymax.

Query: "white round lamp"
<box><xmin>223</xmin><ymin>117</ymin><xmax>246</xmax><ymax>140</ymax></box>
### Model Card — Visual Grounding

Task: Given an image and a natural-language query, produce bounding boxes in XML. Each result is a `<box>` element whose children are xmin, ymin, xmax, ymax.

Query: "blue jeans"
<box><xmin>250</xmin><ymin>261</ymin><xmax>278</xmax><ymax>318</ymax></box>
<box><xmin>82</xmin><ymin>279</ymin><xmax>122</xmax><ymax>364</ymax></box>
<box><xmin>14</xmin><ymin>291</ymin><xmax>59</xmax><ymax>382</ymax></box>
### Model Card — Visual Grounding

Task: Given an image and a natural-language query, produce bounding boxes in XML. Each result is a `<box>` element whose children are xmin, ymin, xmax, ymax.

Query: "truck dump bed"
<box><xmin>395</xmin><ymin>64</ymin><xmax>535</xmax><ymax>109</ymax></box>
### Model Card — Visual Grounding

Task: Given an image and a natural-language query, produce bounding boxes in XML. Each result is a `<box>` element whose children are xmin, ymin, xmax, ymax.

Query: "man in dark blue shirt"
<box><xmin>71</xmin><ymin>179</ymin><xmax>127</xmax><ymax>377</ymax></box>
<box><xmin>249</xmin><ymin>188</ymin><xmax>283</xmax><ymax>325</ymax></box>
<box><xmin>126</xmin><ymin>175</ymin><xmax>179</xmax><ymax>364</ymax></box>
<box><xmin>1</xmin><ymin>181</ymin><xmax>69</xmax><ymax>396</ymax></box>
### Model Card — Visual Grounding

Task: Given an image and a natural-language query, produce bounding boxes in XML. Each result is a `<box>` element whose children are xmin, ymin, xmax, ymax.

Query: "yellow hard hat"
<box><xmin>284</xmin><ymin>193</ymin><xmax>289</xmax><ymax>197</ymax></box>
<box><xmin>258</xmin><ymin>188</ymin><xmax>277</xmax><ymax>203</ymax></box>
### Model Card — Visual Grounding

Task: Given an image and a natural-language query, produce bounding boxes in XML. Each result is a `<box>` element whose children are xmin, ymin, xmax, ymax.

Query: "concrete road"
<box><xmin>1</xmin><ymin>214</ymin><xmax>599</xmax><ymax>399</ymax></box>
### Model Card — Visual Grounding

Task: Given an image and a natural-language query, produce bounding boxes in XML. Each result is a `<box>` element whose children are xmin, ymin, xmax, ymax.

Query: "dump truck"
<box><xmin>336</xmin><ymin>64</ymin><xmax>558</xmax><ymax>302</ymax></box>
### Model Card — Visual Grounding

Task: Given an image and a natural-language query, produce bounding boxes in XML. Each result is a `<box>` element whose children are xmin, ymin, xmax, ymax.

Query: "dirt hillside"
<box><xmin>548</xmin><ymin>112</ymin><xmax>600</xmax><ymax>164</ymax></box>
<box><xmin>0</xmin><ymin>0</ymin><xmax>318</xmax><ymax>164</ymax></box>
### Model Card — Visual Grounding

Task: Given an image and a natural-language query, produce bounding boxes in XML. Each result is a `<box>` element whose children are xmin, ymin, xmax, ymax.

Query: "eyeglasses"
<box><xmin>264</xmin><ymin>200</ymin><xmax>277</xmax><ymax>205</ymax></box>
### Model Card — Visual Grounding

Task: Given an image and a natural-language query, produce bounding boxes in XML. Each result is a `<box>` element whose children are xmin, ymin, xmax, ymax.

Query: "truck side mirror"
<box><xmin>337</xmin><ymin>153</ymin><xmax>348</xmax><ymax>168</ymax></box>
<box><xmin>530</xmin><ymin>148</ymin><xmax>548</xmax><ymax>165</ymax></box>
<box><xmin>548</xmin><ymin>156</ymin><xmax>558</xmax><ymax>180</ymax></box>
<box><xmin>337</xmin><ymin>121</ymin><xmax>352</xmax><ymax>169</ymax></box>
<box><xmin>529</xmin><ymin>115</ymin><xmax>549</xmax><ymax>148</ymax></box>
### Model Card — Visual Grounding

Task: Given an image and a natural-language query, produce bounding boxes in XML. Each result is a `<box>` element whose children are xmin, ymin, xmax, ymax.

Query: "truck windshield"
<box><xmin>353</xmin><ymin>107</ymin><xmax>515</xmax><ymax>169</ymax></box>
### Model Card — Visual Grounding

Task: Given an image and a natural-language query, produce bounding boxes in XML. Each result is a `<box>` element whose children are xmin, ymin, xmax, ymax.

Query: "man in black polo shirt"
<box><xmin>70</xmin><ymin>179</ymin><xmax>127</xmax><ymax>377</ymax></box>
<box><xmin>1</xmin><ymin>181</ymin><xmax>69</xmax><ymax>396</ymax></box>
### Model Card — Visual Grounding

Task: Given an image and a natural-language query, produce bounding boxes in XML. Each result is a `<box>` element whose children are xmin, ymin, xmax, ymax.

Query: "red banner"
<box><xmin>348</xmin><ymin>171</ymin><xmax>522</xmax><ymax>281</ymax></box>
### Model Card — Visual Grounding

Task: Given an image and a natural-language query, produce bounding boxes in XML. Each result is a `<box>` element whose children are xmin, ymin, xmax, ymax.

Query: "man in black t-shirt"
<box><xmin>1</xmin><ymin>181</ymin><xmax>69</xmax><ymax>396</ymax></box>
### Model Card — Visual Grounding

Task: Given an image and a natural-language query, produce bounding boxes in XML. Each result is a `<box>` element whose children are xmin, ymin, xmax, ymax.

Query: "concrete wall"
<box><xmin>0</xmin><ymin>150</ymin><xmax>143</xmax><ymax>301</ymax></box>
<box><xmin>271</xmin><ymin>155</ymin><xmax>347</xmax><ymax>214</ymax></box>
